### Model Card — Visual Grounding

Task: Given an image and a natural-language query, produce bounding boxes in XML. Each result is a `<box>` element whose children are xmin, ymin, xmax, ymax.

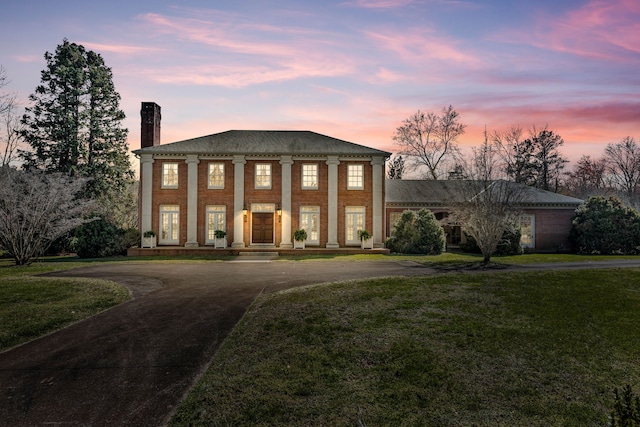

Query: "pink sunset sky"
<box><xmin>1</xmin><ymin>0</ymin><xmax>639</xmax><ymax>166</ymax></box>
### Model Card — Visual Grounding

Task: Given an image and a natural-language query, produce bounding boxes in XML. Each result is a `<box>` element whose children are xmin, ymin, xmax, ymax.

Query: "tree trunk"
<box><xmin>482</xmin><ymin>253</ymin><xmax>491</xmax><ymax>266</ymax></box>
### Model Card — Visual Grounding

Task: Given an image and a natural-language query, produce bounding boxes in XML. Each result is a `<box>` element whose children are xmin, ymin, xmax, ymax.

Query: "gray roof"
<box><xmin>134</xmin><ymin>130</ymin><xmax>391</xmax><ymax>157</ymax></box>
<box><xmin>385</xmin><ymin>180</ymin><xmax>584</xmax><ymax>207</ymax></box>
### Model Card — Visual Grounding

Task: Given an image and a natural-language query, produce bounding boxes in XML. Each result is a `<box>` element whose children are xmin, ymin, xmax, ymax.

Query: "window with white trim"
<box><xmin>520</xmin><ymin>214</ymin><xmax>535</xmax><ymax>248</ymax></box>
<box><xmin>389</xmin><ymin>212</ymin><xmax>403</xmax><ymax>237</ymax></box>
<box><xmin>159</xmin><ymin>205</ymin><xmax>179</xmax><ymax>244</ymax></box>
<box><xmin>300</xmin><ymin>206</ymin><xmax>320</xmax><ymax>245</ymax></box>
<box><xmin>255</xmin><ymin>164</ymin><xmax>272</xmax><ymax>189</ymax></box>
<box><xmin>162</xmin><ymin>163</ymin><xmax>179</xmax><ymax>188</ymax></box>
<box><xmin>302</xmin><ymin>164</ymin><xmax>318</xmax><ymax>189</ymax></box>
<box><xmin>347</xmin><ymin>164</ymin><xmax>364</xmax><ymax>189</ymax></box>
<box><xmin>208</xmin><ymin>163</ymin><xmax>225</xmax><ymax>189</ymax></box>
<box><xmin>346</xmin><ymin>206</ymin><xmax>365</xmax><ymax>244</ymax></box>
<box><xmin>206</xmin><ymin>205</ymin><xmax>226</xmax><ymax>243</ymax></box>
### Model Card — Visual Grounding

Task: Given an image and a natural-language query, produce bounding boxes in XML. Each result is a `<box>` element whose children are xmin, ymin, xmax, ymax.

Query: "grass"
<box><xmin>170</xmin><ymin>268</ymin><xmax>640</xmax><ymax>426</ymax></box>
<box><xmin>280</xmin><ymin>250</ymin><xmax>640</xmax><ymax>267</ymax></box>
<box><xmin>0</xmin><ymin>259</ymin><xmax>130</xmax><ymax>351</ymax></box>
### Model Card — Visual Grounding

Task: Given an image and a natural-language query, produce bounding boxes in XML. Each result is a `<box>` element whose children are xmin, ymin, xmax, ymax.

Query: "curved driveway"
<box><xmin>0</xmin><ymin>259</ymin><xmax>434</xmax><ymax>426</ymax></box>
<box><xmin>1</xmin><ymin>258</ymin><xmax>639</xmax><ymax>426</ymax></box>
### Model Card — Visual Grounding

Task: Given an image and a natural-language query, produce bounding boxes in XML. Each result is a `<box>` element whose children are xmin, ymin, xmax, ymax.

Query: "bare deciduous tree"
<box><xmin>393</xmin><ymin>105</ymin><xmax>466</xmax><ymax>180</ymax></box>
<box><xmin>447</xmin><ymin>134</ymin><xmax>525</xmax><ymax>265</ymax></box>
<box><xmin>493</xmin><ymin>125</ymin><xmax>568</xmax><ymax>191</ymax></box>
<box><xmin>0</xmin><ymin>168</ymin><xmax>95</xmax><ymax>265</ymax></box>
<box><xmin>564</xmin><ymin>155</ymin><xmax>608</xmax><ymax>199</ymax></box>
<box><xmin>492</xmin><ymin>125</ymin><xmax>530</xmax><ymax>182</ymax></box>
<box><xmin>604</xmin><ymin>137</ymin><xmax>640</xmax><ymax>207</ymax></box>
<box><xmin>0</xmin><ymin>66</ymin><xmax>23</xmax><ymax>167</ymax></box>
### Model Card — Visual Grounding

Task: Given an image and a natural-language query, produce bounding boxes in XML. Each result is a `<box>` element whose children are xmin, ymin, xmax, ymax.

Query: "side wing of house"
<box><xmin>384</xmin><ymin>180</ymin><xmax>583</xmax><ymax>252</ymax></box>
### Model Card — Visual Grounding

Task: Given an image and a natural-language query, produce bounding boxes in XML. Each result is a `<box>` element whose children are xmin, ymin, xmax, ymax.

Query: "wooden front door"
<box><xmin>252</xmin><ymin>213</ymin><xmax>274</xmax><ymax>244</ymax></box>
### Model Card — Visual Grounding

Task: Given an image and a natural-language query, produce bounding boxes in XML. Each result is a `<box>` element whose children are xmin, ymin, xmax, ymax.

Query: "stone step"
<box><xmin>238</xmin><ymin>251</ymin><xmax>279</xmax><ymax>257</ymax></box>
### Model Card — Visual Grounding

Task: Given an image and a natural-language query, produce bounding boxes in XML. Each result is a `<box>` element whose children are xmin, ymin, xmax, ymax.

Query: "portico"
<box><xmin>135</xmin><ymin>102</ymin><xmax>390</xmax><ymax>250</ymax></box>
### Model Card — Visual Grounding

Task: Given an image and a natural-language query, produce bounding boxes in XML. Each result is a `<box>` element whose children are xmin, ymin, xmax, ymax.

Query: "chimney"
<box><xmin>140</xmin><ymin>102</ymin><xmax>161</xmax><ymax>148</ymax></box>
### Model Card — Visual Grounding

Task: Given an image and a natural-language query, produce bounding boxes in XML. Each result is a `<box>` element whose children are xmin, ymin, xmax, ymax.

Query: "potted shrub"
<box><xmin>214</xmin><ymin>229</ymin><xmax>227</xmax><ymax>248</ymax></box>
<box><xmin>142</xmin><ymin>230</ymin><xmax>156</xmax><ymax>248</ymax></box>
<box><xmin>293</xmin><ymin>229</ymin><xmax>307</xmax><ymax>249</ymax></box>
<box><xmin>359</xmin><ymin>230</ymin><xmax>373</xmax><ymax>249</ymax></box>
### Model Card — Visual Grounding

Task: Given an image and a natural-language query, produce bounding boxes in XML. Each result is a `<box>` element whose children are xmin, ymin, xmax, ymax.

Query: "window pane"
<box><xmin>300</xmin><ymin>206</ymin><xmax>320</xmax><ymax>244</ymax></box>
<box><xmin>302</xmin><ymin>164</ymin><xmax>318</xmax><ymax>189</ymax></box>
<box><xmin>208</xmin><ymin>163</ymin><xmax>224</xmax><ymax>188</ymax></box>
<box><xmin>348</xmin><ymin>164</ymin><xmax>363</xmax><ymax>189</ymax></box>
<box><xmin>256</xmin><ymin>164</ymin><xmax>272</xmax><ymax>188</ymax></box>
<box><xmin>159</xmin><ymin>205</ymin><xmax>179</xmax><ymax>243</ymax></box>
<box><xmin>206</xmin><ymin>206</ymin><xmax>226</xmax><ymax>242</ymax></box>
<box><xmin>163</xmin><ymin>163</ymin><xmax>178</xmax><ymax>188</ymax></box>
<box><xmin>346</xmin><ymin>207</ymin><xmax>365</xmax><ymax>243</ymax></box>
<box><xmin>520</xmin><ymin>215</ymin><xmax>534</xmax><ymax>248</ymax></box>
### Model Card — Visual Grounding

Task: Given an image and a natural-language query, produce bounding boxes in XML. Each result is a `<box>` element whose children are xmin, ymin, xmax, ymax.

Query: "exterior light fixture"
<box><xmin>276</xmin><ymin>202</ymin><xmax>282</xmax><ymax>222</ymax></box>
<box><xmin>243</xmin><ymin>203</ymin><xmax>248</xmax><ymax>221</ymax></box>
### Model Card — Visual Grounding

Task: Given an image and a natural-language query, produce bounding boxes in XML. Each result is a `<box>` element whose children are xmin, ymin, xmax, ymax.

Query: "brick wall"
<box><xmin>197</xmin><ymin>160</ymin><xmax>234</xmax><ymax>245</ymax></box>
<box><xmin>386</xmin><ymin>206</ymin><xmax>577</xmax><ymax>252</ymax></box>
<box><xmin>148</xmin><ymin>156</ymin><xmax>379</xmax><ymax>248</ymax></box>
<box><xmin>523</xmin><ymin>208</ymin><xmax>576</xmax><ymax>251</ymax></box>
<box><xmin>152</xmin><ymin>159</ymin><xmax>188</xmax><ymax>246</ymax></box>
<box><xmin>291</xmin><ymin>161</ymin><xmax>329</xmax><ymax>246</ymax></box>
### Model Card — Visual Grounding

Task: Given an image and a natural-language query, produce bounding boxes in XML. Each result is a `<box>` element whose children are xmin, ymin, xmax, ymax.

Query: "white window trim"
<box><xmin>159</xmin><ymin>205</ymin><xmax>180</xmax><ymax>245</ymax></box>
<box><xmin>347</xmin><ymin>164</ymin><xmax>364</xmax><ymax>190</ymax></box>
<box><xmin>208</xmin><ymin>163</ymin><xmax>225</xmax><ymax>189</ymax></box>
<box><xmin>520</xmin><ymin>214</ymin><xmax>535</xmax><ymax>249</ymax></box>
<box><xmin>162</xmin><ymin>163</ymin><xmax>179</xmax><ymax>189</ymax></box>
<box><xmin>300</xmin><ymin>206</ymin><xmax>320</xmax><ymax>245</ymax></box>
<box><xmin>205</xmin><ymin>205</ymin><xmax>226</xmax><ymax>244</ymax></box>
<box><xmin>345</xmin><ymin>206</ymin><xmax>365</xmax><ymax>245</ymax></box>
<box><xmin>302</xmin><ymin>164</ymin><xmax>318</xmax><ymax>190</ymax></box>
<box><xmin>255</xmin><ymin>163</ymin><xmax>272</xmax><ymax>189</ymax></box>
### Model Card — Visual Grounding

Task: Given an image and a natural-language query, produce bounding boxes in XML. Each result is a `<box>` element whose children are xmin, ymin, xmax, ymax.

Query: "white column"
<box><xmin>279</xmin><ymin>156</ymin><xmax>293</xmax><ymax>248</ymax></box>
<box><xmin>371</xmin><ymin>156</ymin><xmax>385</xmax><ymax>248</ymax></box>
<box><xmin>326</xmin><ymin>156</ymin><xmax>340</xmax><ymax>248</ymax></box>
<box><xmin>140</xmin><ymin>154</ymin><xmax>154</xmax><ymax>240</ymax></box>
<box><xmin>185</xmin><ymin>155</ymin><xmax>200</xmax><ymax>248</ymax></box>
<box><xmin>232</xmin><ymin>155</ymin><xmax>246</xmax><ymax>248</ymax></box>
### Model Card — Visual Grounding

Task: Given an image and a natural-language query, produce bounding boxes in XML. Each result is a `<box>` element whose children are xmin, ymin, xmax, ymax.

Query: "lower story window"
<box><xmin>300</xmin><ymin>206</ymin><xmax>320</xmax><ymax>245</ymax></box>
<box><xmin>206</xmin><ymin>205</ymin><xmax>226</xmax><ymax>244</ymax></box>
<box><xmin>346</xmin><ymin>206</ymin><xmax>365</xmax><ymax>245</ymax></box>
<box><xmin>159</xmin><ymin>205</ymin><xmax>179</xmax><ymax>245</ymax></box>
<box><xmin>389</xmin><ymin>212</ymin><xmax>402</xmax><ymax>237</ymax></box>
<box><xmin>520</xmin><ymin>214</ymin><xmax>535</xmax><ymax>248</ymax></box>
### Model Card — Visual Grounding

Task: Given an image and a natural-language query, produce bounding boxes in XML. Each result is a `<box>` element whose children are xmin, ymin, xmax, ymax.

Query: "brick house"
<box><xmin>133</xmin><ymin>102</ymin><xmax>390</xmax><ymax>249</ymax></box>
<box><xmin>385</xmin><ymin>180</ymin><xmax>584</xmax><ymax>252</ymax></box>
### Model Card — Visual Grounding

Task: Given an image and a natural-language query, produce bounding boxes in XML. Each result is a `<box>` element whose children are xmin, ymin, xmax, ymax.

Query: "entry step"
<box><xmin>238</xmin><ymin>252</ymin><xmax>279</xmax><ymax>257</ymax></box>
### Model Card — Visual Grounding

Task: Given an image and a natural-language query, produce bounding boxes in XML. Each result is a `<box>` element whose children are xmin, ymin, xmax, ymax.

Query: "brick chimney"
<box><xmin>140</xmin><ymin>102</ymin><xmax>161</xmax><ymax>148</ymax></box>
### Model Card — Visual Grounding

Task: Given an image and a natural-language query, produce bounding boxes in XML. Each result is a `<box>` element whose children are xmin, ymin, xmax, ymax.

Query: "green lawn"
<box><xmin>0</xmin><ymin>259</ymin><xmax>130</xmax><ymax>351</ymax></box>
<box><xmin>170</xmin><ymin>268</ymin><xmax>640</xmax><ymax>426</ymax></box>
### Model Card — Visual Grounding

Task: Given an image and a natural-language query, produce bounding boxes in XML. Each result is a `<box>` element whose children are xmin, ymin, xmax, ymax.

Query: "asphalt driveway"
<box><xmin>0</xmin><ymin>259</ymin><xmax>434</xmax><ymax>426</ymax></box>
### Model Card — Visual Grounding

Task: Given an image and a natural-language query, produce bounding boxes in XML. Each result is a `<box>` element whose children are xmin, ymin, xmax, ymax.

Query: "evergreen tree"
<box><xmin>20</xmin><ymin>40</ymin><xmax>133</xmax><ymax>212</ymax></box>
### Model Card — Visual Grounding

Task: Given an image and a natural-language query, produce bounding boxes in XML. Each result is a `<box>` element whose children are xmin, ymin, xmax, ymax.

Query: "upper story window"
<box><xmin>347</xmin><ymin>164</ymin><xmax>364</xmax><ymax>190</ymax></box>
<box><xmin>255</xmin><ymin>163</ymin><xmax>272</xmax><ymax>189</ymax></box>
<box><xmin>302</xmin><ymin>164</ymin><xmax>318</xmax><ymax>189</ymax></box>
<box><xmin>208</xmin><ymin>163</ymin><xmax>225</xmax><ymax>189</ymax></box>
<box><xmin>162</xmin><ymin>163</ymin><xmax>179</xmax><ymax>188</ymax></box>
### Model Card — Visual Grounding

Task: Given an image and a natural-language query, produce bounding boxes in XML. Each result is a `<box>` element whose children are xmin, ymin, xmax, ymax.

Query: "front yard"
<box><xmin>0</xmin><ymin>259</ymin><xmax>130</xmax><ymax>351</ymax></box>
<box><xmin>171</xmin><ymin>268</ymin><xmax>640</xmax><ymax>426</ymax></box>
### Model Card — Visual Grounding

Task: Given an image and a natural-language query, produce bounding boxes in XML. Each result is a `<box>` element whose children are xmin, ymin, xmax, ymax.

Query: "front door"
<box><xmin>252</xmin><ymin>212</ymin><xmax>274</xmax><ymax>244</ymax></box>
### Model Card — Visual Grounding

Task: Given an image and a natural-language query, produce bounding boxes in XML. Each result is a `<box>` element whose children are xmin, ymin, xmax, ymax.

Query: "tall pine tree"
<box><xmin>20</xmin><ymin>40</ymin><xmax>134</xmax><ymax>223</ymax></box>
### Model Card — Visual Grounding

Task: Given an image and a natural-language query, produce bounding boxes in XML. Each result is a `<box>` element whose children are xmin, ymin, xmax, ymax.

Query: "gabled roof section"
<box><xmin>385</xmin><ymin>180</ymin><xmax>584</xmax><ymax>207</ymax></box>
<box><xmin>133</xmin><ymin>130</ymin><xmax>391</xmax><ymax>157</ymax></box>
